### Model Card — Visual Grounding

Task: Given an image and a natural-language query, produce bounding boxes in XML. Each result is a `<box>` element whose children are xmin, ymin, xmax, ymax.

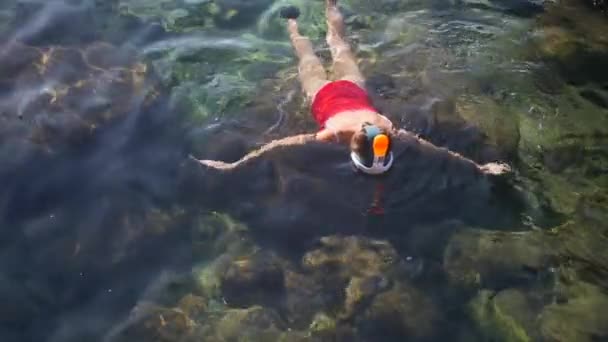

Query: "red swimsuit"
<box><xmin>311</xmin><ymin>80</ymin><xmax>378</xmax><ymax>128</ymax></box>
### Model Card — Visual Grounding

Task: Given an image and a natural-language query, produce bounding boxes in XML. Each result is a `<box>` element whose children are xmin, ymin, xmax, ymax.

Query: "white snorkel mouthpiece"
<box><xmin>351</xmin><ymin>151</ymin><xmax>394</xmax><ymax>175</ymax></box>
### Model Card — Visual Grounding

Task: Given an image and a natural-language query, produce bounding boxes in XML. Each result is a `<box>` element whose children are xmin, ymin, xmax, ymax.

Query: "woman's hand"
<box><xmin>479</xmin><ymin>162</ymin><xmax>512</xmax><ymax>176</ymax></box>
<box><xmin>193</xmin><ymin>157</ymin><xmax>234</xmax><ymax>171</ymax></box>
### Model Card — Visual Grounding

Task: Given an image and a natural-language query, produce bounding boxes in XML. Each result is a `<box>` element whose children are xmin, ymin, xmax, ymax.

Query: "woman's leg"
<box><xmin>287</xmin><ymin>19</ymin><xmax>330</xmax><ymax>99</ymax></box>
<box><xmin>325</xmin><ymin>0</ymin><xmax>365</xmax><ymax>87</ymax></box>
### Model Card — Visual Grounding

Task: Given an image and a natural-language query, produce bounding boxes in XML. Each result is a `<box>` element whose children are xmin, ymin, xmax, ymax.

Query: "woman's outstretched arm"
<box><xmin>193</xmin><ymin>132</ymin><xmax>332</xmax><ymax>171</ymax></box>
<box><xmin>392</xmin><ymin>129</ymin><xmax>512</xmax><ymax>176</ymax></box>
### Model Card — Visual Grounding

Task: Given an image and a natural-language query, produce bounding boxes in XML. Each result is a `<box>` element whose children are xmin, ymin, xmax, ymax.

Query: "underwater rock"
<box><xmin>542</xmin><ymin>144</ymin><xmax>584</xmax><ymax>173</ymax></box>
<box><xmin>575</xmin><ymin>192</ymin><xmax>608</xmax><ymax>227</ymax></box>
<box><xmin>365</xmin><ymin>73</ymin><xmax>398</xmax><ymax>99</ymax></box>
<box><xmin>119</xmin><ymin>0</ymin><xmax>273</xmax><ymax>32</ymax></box>
<box><xmin>192</xmin><ymin>257</ymin><xmax>229</xmax><ymax>300</ymax></box>
<box><xmin>214</xmin><ymin>306</ymin><xmax>286</xmax><ymax>341</ymax></box>
<box><xmin>443</xmin><ymin>228</ymin><xmax>556</xmax><ymax>289</ymax></box>
<box><xmin>350</xmin><ymin>0</ymin><xmax>429</xmax><ymax>12</ymax></box>
<box><xmin>220</xmin><ymin>251</ymin><xmax>285</xmax><ymax>308</ymax></box>
<box><xmin>307</xmin><ymin>312</ymin><xmax>360</xmax><ymax>341</ymax></box>
<box><xmin>309</xmin><ymin>312</ymin><xmax>337</xmax><ymax>335</ymax></box>
<box><xmin>212</xmin><ymin>0</ymin><xmax>274</xmax><ymax>29</ymax></box>
<box><xmin>118</xmin><ymin>0</ymin><xmax>201</xmax><ymax>32</ymax></box>
<box><xmin>191</xmin><ymin>213</ymin><xmax>257</xmax><ymax>300</ymax></box>
<box><xmin>301</xmin><ymin>236</ymin><xmax>428</xmax><ymax>330</ymax></box>
<box><xmin>344</xmin><ymin>14</ymin><xmax>373</xmax><ymax>30</ymax></box>
<box><xmin>451</xmin><ymin>0</ymin><xmax>545</xmax><ymax>16</ymax></box>
<box><xmin>302</xmin><ymin>235</ymin><xmax>401</xmax><ymax>280</ymax></box>
<box><xmin>534</xmin><ymin>4</ymin><xmax>608</xmax><ymax>85</ymax></box>
<box><xmin>177</xmin><ymin>294</ymin><xmax>207</xmax><ymax>319</ymax></box>
<box><xmin>381</xmin><ymin>15</ymin><xmax>427</xmax><ymax>47</ymax></box>
<box><xmin>283</xmin><ymin>269</ymin><xmax>332</xmax><ymax>328</ymax></box>
<box><xmin>526</xmin><ymin>126</ymin><xmax>608</xmax><ymax>215</ymax></box>
<box><xmin>192</xmin><ymin>212</ymin><xmax>254</xmax><ymax>262</ymax></box>
<box><xmin>359</xmin><ymin>282</ymin><xmax>441</xmax><ymax>340</ymax></box>
<box><xmin>455</xmin><ymin>95</ymin><xmax>521</xmax><ymax>160</ymax></box>
<box><xmin>531</xmin><ymin>65</ymin><xmax>566</xmax><ymax>95</ymax></box>
<box><xmin>469</xmin><ymin>289</ymin><xmax>540</xmax><ymax>342</ymax></box>
<box><xmin>553</xmin><ymin>221</ymin><xmax>608</xmax><ymax>288</ymax></box>
<box><xmin>540</xmin><ymin>281</ymin><xmax>608</xmax><ymax>342</ymax></box>
<box><xmin>341</xmin><ymin>275</ymin><xmax>390</xmax><ymax>320</ymax></box>
<box><xmin>0</xmin><ymin>39</ymin><xmax>161</xmax><ymax>152</ymax></box>
<box><xmin>534</xmin><ymin>26</ymin><xmax>579</xmax><ymax>67</ymax></box>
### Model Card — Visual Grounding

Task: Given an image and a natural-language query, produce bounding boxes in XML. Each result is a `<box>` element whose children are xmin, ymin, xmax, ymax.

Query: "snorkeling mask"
<box><xmin>350</xmin><ymin>124</ymin><xmax>394</xmax><ymax>175</ymax></box>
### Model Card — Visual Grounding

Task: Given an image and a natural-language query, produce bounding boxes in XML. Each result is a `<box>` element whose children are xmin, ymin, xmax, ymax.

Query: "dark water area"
<box><xmin>0</xmin><ymin>0</ymin><xmax>607</xmax><ymax>341</ymax></box>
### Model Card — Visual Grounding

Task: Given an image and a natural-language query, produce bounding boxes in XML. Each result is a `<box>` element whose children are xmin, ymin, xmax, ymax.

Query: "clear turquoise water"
<box><xmin>0</xmin><ymin>0</ymin><xmax>607</xmax><ymax>341</ymax></box>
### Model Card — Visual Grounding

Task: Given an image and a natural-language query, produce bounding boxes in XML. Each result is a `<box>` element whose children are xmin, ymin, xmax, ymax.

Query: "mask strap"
<box><xmin>367</xmin><ymin>180</ymin><xmax>386</xmax><ymax>215</ymax></box>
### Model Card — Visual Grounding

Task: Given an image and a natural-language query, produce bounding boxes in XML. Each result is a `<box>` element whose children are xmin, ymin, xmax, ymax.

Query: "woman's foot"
<box><xmin>325</xmin><ymin>0</ymin><xmax>345</xmax><ymax>38</ymax></box>
<box><xmin>279</xmin><ymin>5</ymin><xmax>300</xmax><ymax>19</ymax></box>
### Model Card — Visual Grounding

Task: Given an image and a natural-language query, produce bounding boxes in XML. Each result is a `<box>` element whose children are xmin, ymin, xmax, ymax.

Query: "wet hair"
<box><xmin>350</xmin><ymin>124</ymin><xmax>392</xmax><ymax>167</ymax></box>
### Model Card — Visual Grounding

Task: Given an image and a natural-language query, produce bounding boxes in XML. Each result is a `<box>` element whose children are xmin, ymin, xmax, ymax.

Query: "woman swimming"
<box><xmin>195</xmin><ymin>0</ymin><xmax>511</xmax><ymax>177</ymax></box>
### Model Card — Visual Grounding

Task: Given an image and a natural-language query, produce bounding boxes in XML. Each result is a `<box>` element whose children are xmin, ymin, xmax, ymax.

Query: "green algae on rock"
<box><xmin>191</xmin><ymin>213</ymin><xmax>256</xmax><ymax>298</ymax></box>
<box><xmin>443</xmin><ymin>228</ymin><xmax>556</xmax><ymax>289</ymax></box>
<box><xmin>531</xmin><ymin>0</ymin><xmax>608</xmax><ymax>86</ymax></box>
<box><xmin>142</xmin><ymin>31</ymin><xmax>292</xmax><ymax>125</ymax></box>
<box><xmin>300</xmin><ymin>235</ymin><xmax>440</xmax><ymax>335</ymax></box>
<box><xmin>119</xmin><ymin>0</ymin><xmax>274</xmax><ymax>33</ymax></box>
<box><xmin>220</xmin><ymin>251</ymin><xmax>285</xmax><ymax>308</ymax></box>
<box><xmin>469</xmin><ymin>289</ymin><xmax>539</xmax><ymax>342</ymax></box>
<box><xmin>214</xmin><ymin>306</ymin><xmax>286</xmax><ymax>341</ymax></box>
<box><xmin>552</xmin><ymin>220</ymin><xmax>608</xmax><ymax>289</ymax></box>
<box><xmin>361</xmin><ymin>282</ymin><xmax>442</xmax><ymax>340</ymax></box>
<box><xmin>455</xmin><ymin>95</ymin><xmax>521</xmax><ymax>160</ymax></box>
<box><xmin>302</xmin><ymin>235</ymin><xmax>401</xmax><ymax>279</ymax></box>
<box><xmin>540</xmin><ymin>280</ymin><xmax>608</xmax><ymax>342</ymax></box>
<box><xmin>192</xmin><ymin>212</ymin><xmax>253</xmax><ymax>261</ymax></box>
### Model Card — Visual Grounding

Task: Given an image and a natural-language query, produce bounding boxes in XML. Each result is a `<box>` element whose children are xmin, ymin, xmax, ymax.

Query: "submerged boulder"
<box><xmin>359</xmin><ymin>282</ymin><xmax>442</xmax><ymax>340</ymax></box>
<box><xmin>190</xmin><ymin>212</ymin><xmax>261</xmax><ymax>304</ymax></box>
<box><xmin>300</xmin><ymin>235</ymin><xmax>435</xmax><ymax>330</ymax></box>
<box><xmin>533</xmin><ymin>1</ymin><xmax>608</xmax><ymax>86</ymax></box>
<box><xmin>213</xmin><ymin>306</ymin><xmax>286</xmax><ymax>341</ymax></box>
<box><xmin>283</xmin><ymin>269</ymin><xmax>331</xmax><ymax>328</ymax></box>
<box><xmin>119</xmin><ymin>0</ymin><xmax>273</xmax><ymax>32</ymax></box>
<box><xmin>553</xmin><ymin>220</ymin><xmax>608</xmax><ymax>289</ymax></box>
<box><xmin>0</xmin><ymin>40</ymin><xmax>162</xmax><ymax>153</ymax></box>
<box><xmin>455</xmin><ymin>95</ymin><xmax>521</xmax><ymax>160</ymax></box>
<box><xmin>219</xmin><ymin>251</ymin><xmax>285</xmax><ymax>308</ymax></box>
<box><xmin>302</xmin><ymin>235</ymin><xmax>402</xmax><ymax>280</ymax></box>
<box><xmin>443</xmin><ymin>228</ymin><xmax>556</xmax><ymax>290</ymax></box>
<box><xmin>469</xmin><ymin>289</ymin><xmax>541</xmax><ymax>342</ymax></box>
<box><xmin>540</xmin><ymin>281</ymin><xmax>608</xmax><ymax>342</ymax></box>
